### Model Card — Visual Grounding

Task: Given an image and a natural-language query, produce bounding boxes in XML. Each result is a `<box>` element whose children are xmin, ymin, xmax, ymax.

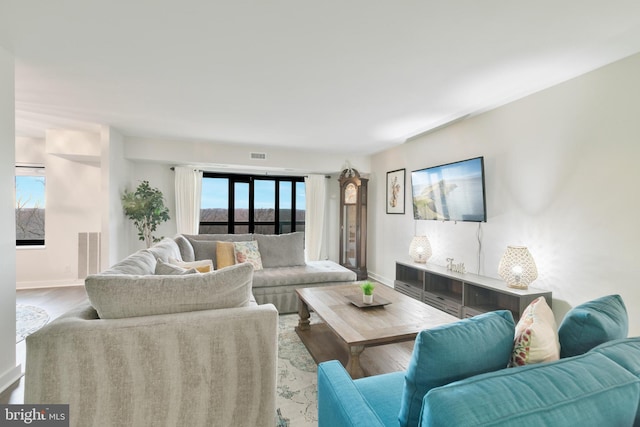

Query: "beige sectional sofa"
<box><xmin>175</xmin><ymin>232</ymin><xmax>358</xmax><ymax>313</ymax></box>
<box><xmin>25</xmin><ymin>238</ymin><xmax>278</xmax><ymax>427</ymax></box>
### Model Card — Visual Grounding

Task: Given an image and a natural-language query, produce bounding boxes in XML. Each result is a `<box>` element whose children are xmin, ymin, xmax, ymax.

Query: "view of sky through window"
<box><xmin>16</xmin><ymin>175</ymin><xmax>45</xmax><ymax>208</ymax></box>
<box><xmin>201</xmin><ymin>177</ymin><xmax>302</xmax><ymax>210</ymax></box>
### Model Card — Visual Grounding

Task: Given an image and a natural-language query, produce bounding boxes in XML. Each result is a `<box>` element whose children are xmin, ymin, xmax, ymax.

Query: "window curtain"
<box><xmin>174</xmin><ymin>166</ymin><xmax>203</xmax><ymax>235</ymax></box>
<box><xmin>304</xmin><ymin>175</ymin><xmax>327</xmax><ymax>261</ymax></box>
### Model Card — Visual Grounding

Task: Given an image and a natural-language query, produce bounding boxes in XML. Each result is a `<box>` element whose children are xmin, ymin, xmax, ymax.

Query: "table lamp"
<box><xmin>409</xmin><ymin>235</ymin><xmax>432</xmax><ymax>264</ymax></box>
<box><xmin>498</xmin><ymin>245</ymin><xmax>538</xmax><ymax>289</ymax></box>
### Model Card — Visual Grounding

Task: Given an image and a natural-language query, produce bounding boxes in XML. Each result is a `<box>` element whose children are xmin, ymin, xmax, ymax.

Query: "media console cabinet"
<box><xmin>395</xmin><ymin>260</ymin><xmax>551</xmax><ymax>321</ymax></box>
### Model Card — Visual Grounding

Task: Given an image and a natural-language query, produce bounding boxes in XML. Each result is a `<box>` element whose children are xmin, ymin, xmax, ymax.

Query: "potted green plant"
<box><xmin>121</xmin><ymin>180</ymin><xmax>170</xmax><ymax>248</ymax></box>
<box><xmin>361</xmin><ymin>281</ymin><xmax>376</xmax><ymax>304</ymax></box>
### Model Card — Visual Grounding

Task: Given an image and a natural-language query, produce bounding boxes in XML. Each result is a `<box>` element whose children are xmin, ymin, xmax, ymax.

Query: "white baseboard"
<box><xmin>16</xmin><ymin>279</ymin><xmax>84</xmax><ymax>290</ymax></box>
<box><xmin>367</xmin><ymin>271</ymin><xmax>394</xmax><ymax>288</ymax></box>
<box><xmin>0</xmin><ymin>364</ymin><xmax>22</xmax><ymax>395</ymax></box>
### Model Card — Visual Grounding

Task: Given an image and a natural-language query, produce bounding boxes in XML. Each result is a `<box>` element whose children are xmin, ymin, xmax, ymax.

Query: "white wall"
<box><xmin>370</xmin><ymin>52</ymin><xmax>640</xmax><ymax>335</ymax></box>
<box><xmin>16</xmin><ymin>130</ymin><xmax>102</xmax><ymax>288</ymax></box>
<box><xmin>0</xmin><ymin>44</ymin><xmax>21</xmax><ymax>394</ymax></box>
<box><xmin>125</xmin><ymin>137</ymin><xmax>370</xmax><ymax>175</ymax></box>
<box><xmin>16</xmin><ymin>137</ymin><xmax>46</xmax><ymax>164</ymax></box>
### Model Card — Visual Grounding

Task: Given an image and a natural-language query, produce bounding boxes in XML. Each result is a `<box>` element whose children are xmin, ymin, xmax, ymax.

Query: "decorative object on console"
<box><xmin>360</xmin><ymin>281</ymin><xmax>376</xmax><ymax>304</ymax></box>
<box><xmin>498</xmin><ymin>245</ymin><xmax>538</xmax><ymax>289</ymax></box>
<box><xmin>409</xmin><ymin>235</ymin><xmax>432</xmax><ymax>263</ymax></box>
<box><xmin>386</xmin><ymin>168</ymin><xmax>405</xmax><ymax>214</ymax></box>
<box><xmin>446</xmin><ymin>257</ymin><xmax>466</xmax><ymax>273</ymax></box>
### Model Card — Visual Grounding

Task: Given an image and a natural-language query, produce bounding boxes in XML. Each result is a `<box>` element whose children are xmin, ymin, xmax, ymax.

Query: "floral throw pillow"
<box><xmin>511</xmin><ymin>296</ymin><xmax>559</xmax><ymax>367</ymax></box>
<box><xmin>233</xmin><ymin>241</ymin><xmax>263</xmax><ymax>271</ymax></box>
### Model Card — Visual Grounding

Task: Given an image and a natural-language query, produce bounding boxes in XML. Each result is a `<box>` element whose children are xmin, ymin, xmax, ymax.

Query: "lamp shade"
<box><xmin>498</xmin><ymin>246</ymin><xmax>538</xmax><ymax>289</ymax></box>
<box><xmin>409</xmin><ymin>236</ymin><xmax>432</xmax><ymax>263</ymax></box>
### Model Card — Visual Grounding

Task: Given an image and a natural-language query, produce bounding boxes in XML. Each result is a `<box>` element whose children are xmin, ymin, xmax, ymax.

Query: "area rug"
<box><xmin>276</xmin><ymin>313</ymin><xmax>321</xmax><ymax>427</ymax></box>
<box><xmin>16</xmin><ymin>304</ymin><xmax>49</xmax><ymax>343</ymax></box>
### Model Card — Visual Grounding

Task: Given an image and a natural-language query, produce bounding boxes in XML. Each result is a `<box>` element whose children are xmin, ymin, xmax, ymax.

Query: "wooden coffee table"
<box><xmin>295</xmin><ymin>283</ymin><xmax>459</xmax><ymax>378</ymax></box>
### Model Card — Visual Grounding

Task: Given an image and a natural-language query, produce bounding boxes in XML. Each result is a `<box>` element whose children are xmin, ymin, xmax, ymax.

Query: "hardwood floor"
<box><xmin>0</xmin><ymin>285</ymin><xmax>88</xmax><ymax>404</ymax></box>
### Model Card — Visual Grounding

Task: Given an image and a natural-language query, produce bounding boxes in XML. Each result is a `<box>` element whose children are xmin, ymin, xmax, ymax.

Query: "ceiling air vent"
<box><xmin>250</xmin><ymin>152</ymin><xmax>267</xmax><ymax>160</ymax></box>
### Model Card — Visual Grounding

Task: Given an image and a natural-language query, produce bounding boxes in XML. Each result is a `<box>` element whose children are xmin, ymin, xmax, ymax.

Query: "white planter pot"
<box><xmin>363</xmin><ymin>294</ymin><xmax>373</xmax><ymax>304</ymax></box>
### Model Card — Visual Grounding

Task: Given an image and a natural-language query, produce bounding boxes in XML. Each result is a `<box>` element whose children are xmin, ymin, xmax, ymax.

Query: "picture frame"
<box><xmin>386</xmin><ymin>168</ymin><xmax>405</xmax><ymax>214</ymax></box>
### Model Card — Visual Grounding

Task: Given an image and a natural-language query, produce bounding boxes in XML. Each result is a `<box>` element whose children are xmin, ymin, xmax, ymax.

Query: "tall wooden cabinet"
<box><xmin>339</xmin><ymin>168</ymin><xmax>368</xmax><ymax>280</ymax></box>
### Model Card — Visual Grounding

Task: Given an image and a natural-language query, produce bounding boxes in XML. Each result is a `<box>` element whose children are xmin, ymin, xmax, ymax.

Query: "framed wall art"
<box><xmin>386</xmin><ymin>168</ymin><xmax>405</xmax><ymax>214</ymax></box>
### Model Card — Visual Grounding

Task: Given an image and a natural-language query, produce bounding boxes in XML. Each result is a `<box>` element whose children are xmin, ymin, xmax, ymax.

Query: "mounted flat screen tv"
<box><xmin>411</xmin><ymin>157</ymin><xmax>487</xmax><ymax>222</ymax></box>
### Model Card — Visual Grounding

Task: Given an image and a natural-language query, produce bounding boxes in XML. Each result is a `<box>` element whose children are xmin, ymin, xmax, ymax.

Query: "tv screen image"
<box><xmin>411</xmin><ymin>157</ymin><xmax>487</xmax><ymax>222</ymax></box>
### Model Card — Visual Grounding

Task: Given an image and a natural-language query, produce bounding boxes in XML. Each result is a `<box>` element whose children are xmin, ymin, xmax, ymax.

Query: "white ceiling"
<box><xmin>4</xmin><ymin>1</ymin><xmax>640</xmax><ymax>156</ymax></box>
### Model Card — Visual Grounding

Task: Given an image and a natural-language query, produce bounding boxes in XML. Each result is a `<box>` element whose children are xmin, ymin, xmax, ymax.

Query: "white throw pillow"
<box><xmin>510</xmin><ymin>296</ymin><xmax>560</xmax><ymax>366</ymax></box>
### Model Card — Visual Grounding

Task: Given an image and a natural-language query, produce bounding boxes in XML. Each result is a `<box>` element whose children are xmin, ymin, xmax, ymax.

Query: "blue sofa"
<box><xmin>318</xmin><ymin>295</ymin><xmax>640</xmax><ymax>427</ymax></box>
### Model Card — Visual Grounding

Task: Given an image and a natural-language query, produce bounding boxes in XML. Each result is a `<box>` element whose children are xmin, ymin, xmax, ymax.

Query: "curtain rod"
<box><xmin>16</xmin><ymin>164</ymin><xmax>45</xmax><ymax>169</ymax></box>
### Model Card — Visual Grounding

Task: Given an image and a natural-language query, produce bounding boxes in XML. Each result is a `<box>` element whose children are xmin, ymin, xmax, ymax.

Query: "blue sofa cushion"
<box><xmin>591</xmin><ymin>337</ymin><xmax>640</xmax><ymax>426</ymax></box>
<box><xmin>592</xmin><ymin>337</ymin><xmax>640</xmax><ymax>375</ymax></box>
<box><xmin>420</xmin><ymin>351</ymin><xmax>640</xmax><ymax>427</ymax></box>
<box><xmin>398</xmin><ymin>310</ymin><xmax>515</xmax><ymax>427</ymax></box>
<box><xmin>558</xmin><ymin>294</ymin><xmax>628</xmax><ymax>358</ymax></box>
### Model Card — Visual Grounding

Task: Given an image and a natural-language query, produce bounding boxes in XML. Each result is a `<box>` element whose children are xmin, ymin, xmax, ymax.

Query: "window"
<box><xmin>15</xmin><ymin>165</ymin><xmax>46</xmax><ymax>246</ymax></box>
<box><xmin>200</xmin><ymin>173</ymin><xmax>305</xmax><ymax>234</ymax></box>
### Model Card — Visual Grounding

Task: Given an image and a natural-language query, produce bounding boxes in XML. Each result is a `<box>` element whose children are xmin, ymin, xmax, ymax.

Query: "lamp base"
<box><xmin>507</xmin><ymin>283</ymin><xmax>529</xmax><ymax>290</ymax></box>
<box><xmin>412</xmin><ymin>259</ymin><xmax>427</xmax><ymax>264</ymax></box>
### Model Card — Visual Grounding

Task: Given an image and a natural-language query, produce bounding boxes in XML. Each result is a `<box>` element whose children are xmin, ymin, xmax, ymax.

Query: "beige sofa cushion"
<box><xmin>174</xmin><ymin>234</ymin><xmax>195</xmax><ymax>262</ymax></box>
<box><xmin>147</xmin><ymin>237</ymin><xmax>183</xmax><ymax>262</ymax></box>
<box><xmin>154</xmin><ymin>259</ymin><xmax>197</xmax><ymax>275</ymax></box>
<box><xmin>86</xmin><ymin>263</ymin><xmax>254</xmax><ymax>319</ymax></box>
<box><xmin>100</xmin><ymin>249</ymin><xmax>157</xmax><ymax>275</ymax></box>
<box><xmin>255</xmin><ymin>232</ymin><xmax>306</xmax><ymax>267</ymax></box>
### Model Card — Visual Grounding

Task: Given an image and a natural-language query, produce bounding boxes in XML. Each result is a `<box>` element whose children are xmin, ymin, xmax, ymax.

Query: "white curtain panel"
<box><xmin>174</xmin><ymin>166</ymin><xmax>203</xmax><ymax>235</ymax></box>
<box><xmin>304</xmin><ymin>174</ymin><xmax>327</xmax><ymax>261</ymax></box>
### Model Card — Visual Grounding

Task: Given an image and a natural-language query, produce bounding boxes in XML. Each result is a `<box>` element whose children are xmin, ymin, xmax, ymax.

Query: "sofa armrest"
<box><xmin>26</xmin><ymin>302</ymin><xmax>278</xmax><ymax>427</ymax></box>
<box><xmin>317</xmin><ymin>361</ymin><xmax>385</xmax><ymax>427</ymax></box>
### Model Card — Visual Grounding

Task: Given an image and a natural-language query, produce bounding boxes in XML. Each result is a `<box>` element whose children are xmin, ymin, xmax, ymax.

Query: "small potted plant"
<box><xmin>361</xmin><ymin>281</ymin><xmax>376</xmax><ymax>304</ymax></box>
